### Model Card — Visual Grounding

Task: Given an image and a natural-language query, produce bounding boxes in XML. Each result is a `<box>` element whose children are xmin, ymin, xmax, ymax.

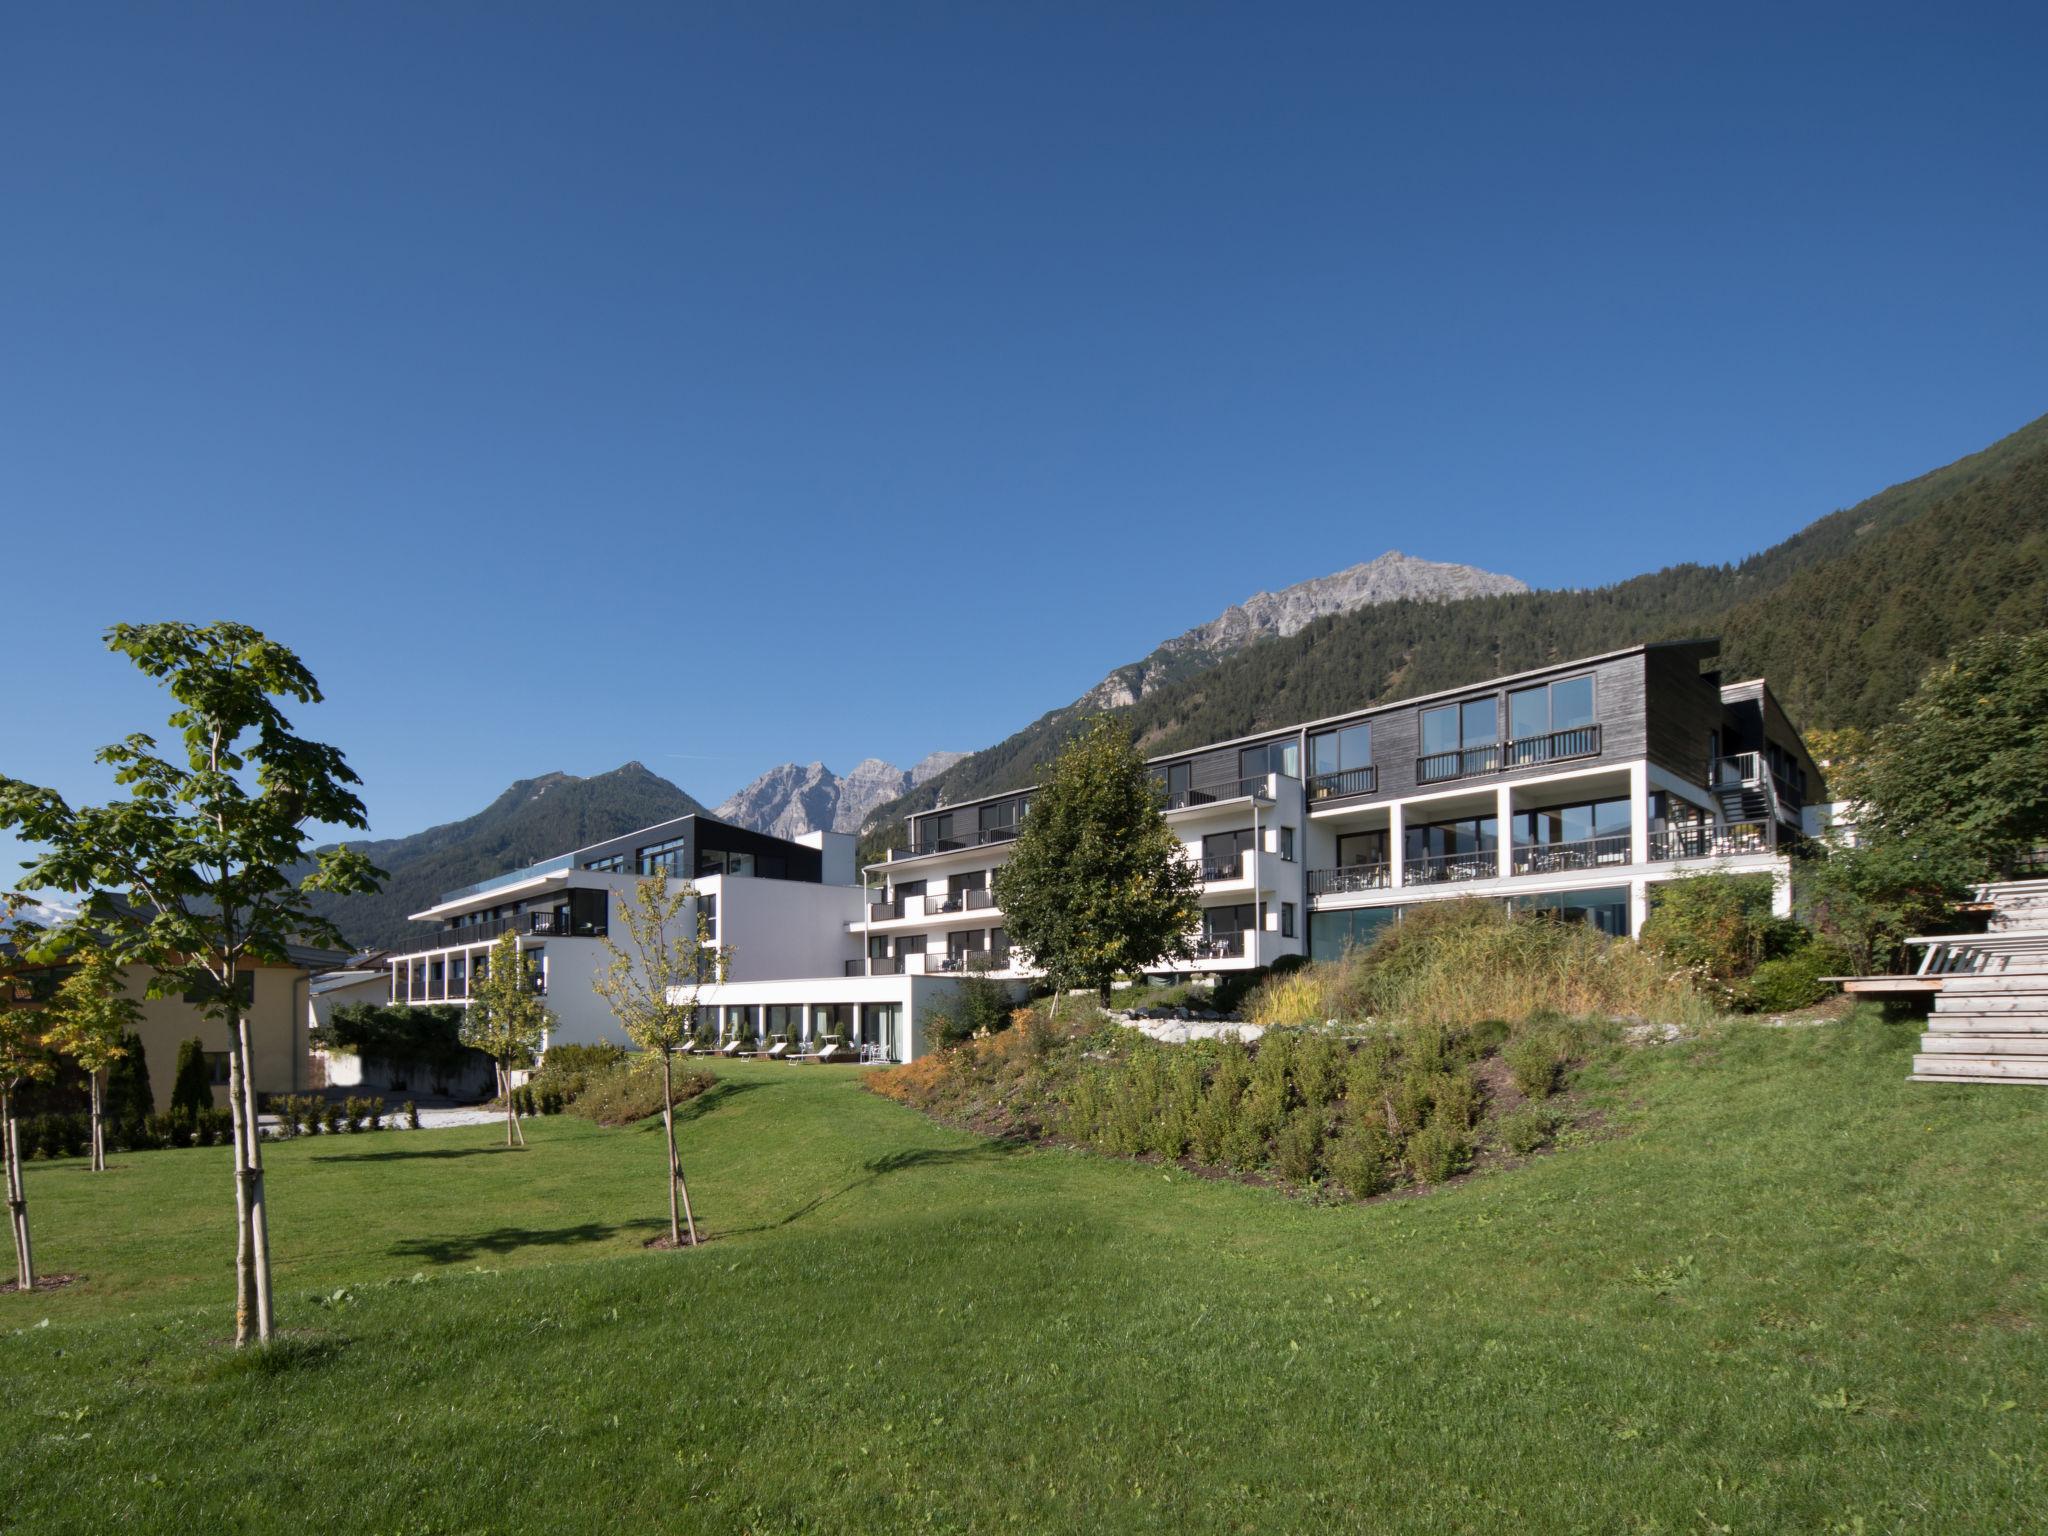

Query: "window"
<box><xmin>1336</xmin><ymin>830</ymin><xmax>1387</xmax><ymax>868</ymax></box>
<box><xmin>696</xmin><ymin>848</ymin><xmax>755</xmax><ymax>878</ymax></box>
<box><xmin>1308</xmin><ymin>723</ymin><xmax>1371</xmax><ymax>786</ymax></box>
<box><xmin>583</xmin><ymin>854</ymin><xmax>624</xmax><ymax>873</ymax></box>
<box><xmin>1508</xmin><ymin>675</ymin><xmax>1595</xmax><ymax>740</ymax></box>
<box><xmin>1514</xmin><ymin>797</ymin><xmax>1631</xmax><ymax>847</ymax></box>
<box><xmin>203</xmin><ymin>1051</ymin><xmax>232</xmax><ymax>1086</ymax></box>
<box><xmin>1420</xmin><ymin>697</ymin><xmax>1500</xmax><ymax>780</ymax></box>
<box><xmin>1278</xmin><ymin>826</ymin><xmax>1295</xmax><ymax>862</ymax></box>
<box><xmin>1512</xmin><ymin>886</ymin><xmax>1630</xmax><ymax>937</ymax></box>
<box><xmin>1309</xmin><ymin>906</ymin><xmax>1398</xmax><ymax>961</ymax></box>
<box><xmin>980</xmin><ymin>796</ymin><xmax>1029</xmax><ymax>836</ymax></box>
<box><xmin>696</xmin><ymin>894</ymin><xmax>717</xmax><ymax>942</ymax></box>
<box><xmin>637</xmin><ymin>837</ymin><xmax>686</xmax><ymax>877</ymax></box>
<box><xmin>917</xmin><ymin>812</ymin><xmax>956</xmax><ymax>850</ymax></box>
<box><xmin>1239</xmin><ymin>739</ymin><xmax>1300</xmax><ymax>783</ymax></box>
<box><xmin>1160</xmin><ymin>762</ymin><xmax>1192</xmax><ymax>804</ymax></box>
<box><xmin>1202</xmin><ymin>828</ymin><xmax>1256</xmax><ymax>879</ymax></box>
<box><xmin>1202</xmin><ymin>904</ymin><xmax>1258</xmax><ymax>937</ymax></box>
<box><xmin>1405</xmin><ymin>816</ymin><xmax>1498</xmax><ymax>865</ymax></box>
<box><xmin>182</xmin><ymin>973</ymin><xmax>256</xmax><ymax>1007</ymax></box>
<box><xmin>1280</xmin><ymin>902</ymin><xmax>1296</xmax><ymax>939</ymax></box>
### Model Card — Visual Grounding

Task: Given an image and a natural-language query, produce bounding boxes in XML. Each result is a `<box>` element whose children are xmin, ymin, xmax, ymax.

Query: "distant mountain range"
<box><xmin>714</xmin><ymin>752</ymin><xmax>966</xmax><ymax>839</ymax></box>
<box><xmin>1079</xmin><ymin>551</ymin><xmax>1527</xmax><ymax>710</ymax></box>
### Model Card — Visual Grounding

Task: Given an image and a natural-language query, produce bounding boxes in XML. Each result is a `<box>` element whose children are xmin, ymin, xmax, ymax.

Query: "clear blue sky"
<box><xmin>3</xmin><ymin>2</ymin><xmax>2044</xmax><ymax>878</ymax></box>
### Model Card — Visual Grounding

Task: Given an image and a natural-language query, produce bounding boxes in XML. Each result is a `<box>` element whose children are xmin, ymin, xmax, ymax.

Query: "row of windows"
<box><xmin>1308</xmin><ymin>884</ymin><xmax>1628</xmax><ymax>958</ymax></box>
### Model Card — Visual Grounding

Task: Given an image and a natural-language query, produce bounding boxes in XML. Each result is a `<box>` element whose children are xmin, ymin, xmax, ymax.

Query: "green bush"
<box><xmin>1743</xmin><ymin>940</ymin><xmax>1855</xmax><ymax>1012</ymax></box>
<box><xmin>1327</xmin><ymin>1123</ymin><xmax>1392</xmax><ymax>1199</ymax></box>
<box><xmin>1499</xmin><ymin>1106</ymin><xmax>1555</xmax><ymax>1157</ymax></box>
<box><xmin>1274</xmin><ymin>1107</ymin><xmax>1326</xmax><ymax>1185</ymax></box>
<box><xmin>403</xmin><ymin>1100</ymin><xmax>421</xmax><ymax>1131</ymax></box>
<box><xmin>1503</xmin><ymin>1031</ymin><xmax>1568</xmax><ymax>1099</ymax></box>
<box><xmin>924</xmin><ymin>974</ymin><xmax>1017</xmax><ymax>1049</ymax></box>
<box><xmin>1642</xmin><ymin>873</ymin><xmax>1804</xmax><ymax>983</ymax></box>
<box><xmin>170</xmin><ymin>1037</ymin><xmax>213</xmax><ymax>1123</ymax></box>
<box><xmin>1404</xmin><ymin>1119</ymin><xmax>1470</xmax><ymax>1185</ymax></box>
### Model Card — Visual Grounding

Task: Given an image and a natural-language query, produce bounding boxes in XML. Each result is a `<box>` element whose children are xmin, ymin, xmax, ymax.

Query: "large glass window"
<box><xmin>583</xmin><ymin>854</ymin><xmax>624</xmax><ymax>873</ymax></box>
<box><xmin>1509</xmin><ymin>675</ymin><xmax>1596</xmax><ymax>742</ymax></box>
<box><xmin>1405</xmin><ymin>816</ymin><xmax>1498</xmax><ymax>860</ymax></box>
<box><xmin>637</xmin><ymin>837</ymin><xmax>686</xmax><ymax>877</ymax></box>
<box><xmin>1309</xmin><ymin>723</ymin><xmax>1371</xmax><ymax>778</ymax></box>
<box><xmin>1337</xmin><ymin>830</ymin><xmax>1388</xmax><ymax>867</ymax></box>
<box><xmin>1420</xmin><ymin>704</ymin><xmax>1461</xmax><ymax>757</ymax></box>
<box><xmin>1514</xmin><ymin>797</ymin><xmax>1631</xmax><ymax>847</ymax></box>
<box><xmin>1513</xmin><ymin>886</ymin><xmax>1630</xmax><ymax>937</ymax></box>
<box><xmin>1309</xmin><ymin>906</ymin><xmax>1398</xmax><ymax>962</ymax></box>
<box><xmin>1202</xmin><ymin>828</ymin><xmax>1256</xmax><ymax>878</ymax></box>
<box><xmin>1203</xmin><ymin>903</ymin><xmax>1258</xmax><ymax>936</ymax></box>
<box><xmin>1239</xmin><ymin>739</ymin><xmax>1300</xmax><ymax>783</ymax></box>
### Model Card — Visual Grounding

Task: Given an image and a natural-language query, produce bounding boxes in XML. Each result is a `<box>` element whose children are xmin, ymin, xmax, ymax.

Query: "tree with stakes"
<box><xmin>0</xmin><ymin>622</ymin><xmax>382</xmax><ymax>1346</ymax></box>
<box><xmin>590</xmin><ymin>874</ymin><xmax>730</xmax><ymax>1247</ymax></box>
<box><xmin>0</xmin><ymin>924</ymin><xmax>57</xmax><ymax>1291</ymax></box>
<box><xmin>463</xmin><ymin>928</ymin><xmax>553</xmax><ymax>1148</ymax></box>
<box><xmin>38</xmin><ymin>926</ymin><xmax>140</xmax><ymax>1172</ymax></box>
<box><xmin>993</xmin><ymin>716</ymin><xmax>1203</xmax><ymax>1007</ymax></box>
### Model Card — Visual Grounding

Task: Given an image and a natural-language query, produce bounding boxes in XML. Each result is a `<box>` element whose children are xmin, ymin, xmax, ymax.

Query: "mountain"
<box><xmin>715</xmin><ymin>751</ymin><xmax>968</xmax><ymax>839</ymax></box>
<box><xmin>1079</xmin><ymin>551</ymin><xmax>1527</xmax><ymax>710</ymax></box>
<box><xmin>309</xmin><ymin>762</ymin><xmax>704</xmax><ymax>952</ymax></box>
<box><xmin>858</xmin><ymin>412</ymin><xmax>2048</xmax><ymax>859</ymax></box>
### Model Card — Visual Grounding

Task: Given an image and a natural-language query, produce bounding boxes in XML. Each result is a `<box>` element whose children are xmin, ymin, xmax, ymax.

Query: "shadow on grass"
<box><xmin>308</xmin><ymin>1146</ymin><xmax>510</xmax><ymax>1164</ymax></box>
<box><xmin>616</xmin><ymin>1077</ymin><xmax>761</xmax><ymax>1133</ymax></box>
<box><xmin>727</xmin><ymin>1142</ymin><xmax>1020</xmax><ymax>1236</ymax></box>
<box><xmin>194</xmin><ymin>1333</ymin><xmax>350</xmax><ymax>1381</ymax></box>
<box><xmin>387</xmin><ymin>1218</ymin><xmax>667</xmax><ymax>1265</ymax></box>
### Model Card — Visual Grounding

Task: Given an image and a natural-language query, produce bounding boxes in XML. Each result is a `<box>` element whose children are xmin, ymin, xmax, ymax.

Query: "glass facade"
<box><xmin>637</xmin><ymin>837</ymin><xmax>686</xmax><ymax>877</ymax></box>
<box><xmin>1508</xmin><ymin>675</ymin><xmax>1595</xmax><ymax>739</ymax></box>
<box><xmin>1512</xmin><ymin>885</ymin><xmax>1630</xmax><ymax>937</ymax></box>
<box><xmin>1239</xmin><ymin>739</ymin><xmax>1300</xmax><ymax>782</ymax></box>
<box><xmin>1309</xmin><ymin>722</ymin><xmax>1370</xmax><ymax>778</ymax></box>
<box><xmin>1309</xmin><ymin>905</ymin><xmax>1398</xmax><ymax>961</ymax></box>
<box><xmin>1514</xmin><ymin>797</ymin><xmax>1630</xmax><ymax>847</ymax></box>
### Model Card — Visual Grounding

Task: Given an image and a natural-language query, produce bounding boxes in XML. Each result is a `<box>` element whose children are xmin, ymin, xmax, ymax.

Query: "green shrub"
<box><xmin>1499</xmin><ymin>1106</ymin><xmax>1555</xmax><ymax>1157</ymax></box>
<box><xmin>1503</xmin><ymin>1031</ymin><xmax>1568</xmax><ymax>1099</ymax></box>
<box><xmin>1327</xmin><ymin>1123</ymin><xmax>1392</xmax><ymax>1199</ymax></box>
<box><xmin>1190</xmin><ymin>1042</ymin><xmax>1250</xmax><ymax>1164</ymax></box>
<box><xmin>403</xmin><ymin>1100</ymin><xmax>421</xmax><ymax>1131</ymax></box>
<box><xmin>1274</xmin><ymin>1107</ymin><xmax>1326</xmax><ymax>1185</ymax></box>
<box><xmin>1743</xmin><ymin>940</ymin><xmax>1855</xmax><ymax>1012</ymax></box>
<box><xmin>1291</xmin><ymin>1031</ymin><xmax>1344</xmax><ymax>1110</ymax></box>
<box><xmin>567</xmin><ymin>1060</ymin><xmax>715</xmax><ymax>1127</ymax></box>
<box><xmin>1404</xmin><ymin>1119</ymin><xmax>1470</xmax><ymax>1185</ymax></box>
<box><xmin>1642</xmin><ymin>873</ymin><xmax>1804</xmax><ymax>983</ymax></box>
<box><xmin>1429</xmin><ymin>1069</ymin><xmax>1478</xmax><ymax>1130</ymax></box>
<box><xmin>170</xmin><ymin>1037</ymin><xmax>213</xmax><ymax>1123</ymax></box>
<box><xmin>925</xmin><ymin>975</ymin><xmax>1016</xmax><ymax>1048</ymax></box>
<box><xmin>323</xmin><ymin>1103</ymin><xmax>346</xmax><ymax>1136</ymax></box>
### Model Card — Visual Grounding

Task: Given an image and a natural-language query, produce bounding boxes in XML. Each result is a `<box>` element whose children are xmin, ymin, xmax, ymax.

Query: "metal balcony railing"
<box><xmin>1159</xmin><ymin>775</ymin><xmax>1278</xmax><ymax>812</ymax></box>
<box><xmin>1647</xmin><ymin>823</ymin><xmax>1773</xmax><ymax>861</ymax></box>
<box><xmin>1193</xmin><ymin>931</ymin><xmax>1246</xmax><ymax>960</ymax></box>
<box><xmin>904</xmin><ymin>824</ymin><xmax>1020</xmax><ymax>857</ymax></box>
<box><xmin>1404</xmin><ymin>848</ymin><xmax>1500</xmax><ymax>885</ymax></box>
<box><xmin>1201</xmin><ymin>854</ymin><xmax>1248</xmax><ymax>882</ymax></box>
<box><xmin>1418</xmin><ymin>724</ymin><xmax>1601</xmax><ymax>785</ymax></box>
<box><xmin>1308</xmin><ymin>863</ymin><xmax>1391</xmax><ymax>897</ymax></box>
<box><xmin>1307</xmin><ymin>765</ymin><xmax>1376</xmax><ymax>801</ymax></box>
<box><xmin>391</xmin><ymin>909</ymin><xmax>601</xmax><ymax>959</ymax></box>
<box><xmin>1510</xmin><ymin>832</ymin><xmax>1634</xmax><ymax>876</ymax></box>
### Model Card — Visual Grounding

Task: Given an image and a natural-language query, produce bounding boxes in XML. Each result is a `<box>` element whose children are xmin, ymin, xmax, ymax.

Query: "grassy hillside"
<box><xmin>3</xmin><ymin>1022</ymin><xmax>2045</xmax><ymax>1532</ymax></box>
<box><xmin>863</xmin><ymin>412</ymin><xmax>2048</xmax><ymax>856</ymax></box>
<box><xmin>308</xmin><ymin>761</ymin><xmax>702</xmax><ymax>951</ymax></box>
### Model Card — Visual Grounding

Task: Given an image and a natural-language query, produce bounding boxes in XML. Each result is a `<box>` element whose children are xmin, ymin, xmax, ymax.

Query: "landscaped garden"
<box><xmin>4</xmin><ymin>1015</ymin><xmax>2046</xmax><ymax>1533</ymax></box>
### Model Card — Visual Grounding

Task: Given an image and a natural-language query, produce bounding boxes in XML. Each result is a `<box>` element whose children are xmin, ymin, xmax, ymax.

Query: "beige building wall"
<box><xmin>119</xmin><ymin>960</ymin><xmax>312</xmax><ymax>1110</ymax></box>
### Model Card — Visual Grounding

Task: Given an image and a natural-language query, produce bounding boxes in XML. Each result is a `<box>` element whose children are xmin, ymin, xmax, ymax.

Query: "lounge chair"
<box><xmin>718</xmin><ymin>1038</ymin><xmax>745</xmax><ymax>1058</ymax></box>
<box><xmin>817</xmin><ymin>1041</ymin><xmax>860</xmax><ymax>1064</ymax></box>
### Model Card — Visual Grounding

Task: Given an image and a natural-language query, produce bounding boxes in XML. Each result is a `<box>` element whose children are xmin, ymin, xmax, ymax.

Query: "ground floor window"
<box><xmin>1511</xmin><ymin>885</ymin><xmax>1631</xmax><ymax>937</ymax></box>
<box><xmin>864</xmin><ymin>1003</ymin><xmax>901</xmax><ymax>1055</ymax></box>
<box><xmin>1309</xmin><ymin>906</ymin><xmax>1398</xmax><ymax>962</ymax></box>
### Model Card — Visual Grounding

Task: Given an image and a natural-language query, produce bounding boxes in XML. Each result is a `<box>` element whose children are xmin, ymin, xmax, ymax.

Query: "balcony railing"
<box><xmin>1159</xmin><ymin>775</ymin><xmax>1277</xmax><ymax>812</ymax></box>
<box><xmin>1405</xmin><ymin>848</ymin><xmax>1500</xmax><ymax>885</ymax></box>
<box><xmin>1307</xmin><ymin>765</ymin><xmax>1377</xmax><ymax>801</ymax></box>
<box><xmin>1418</xmin><ymin>724</ymin><xmax>1602</xmax><ymax>785</ymax></box>
<box><xmin>846</xmin><ymin>956</ymin><xmax>908</xmax><ymax>976</ymax></box>
<box><xmin>1510</xmin><ymin>832</ymin><xmax>1634</xmax><ymax>877</ymax></box>
<box><xmin>1201</xmin><ymin>854</ymin><xmax>1248</xmax><ymax>882</ymax></box>
<box><xmin>1308</xmin><ymin>863</ymin><xmax>1391</xmax><ymax>897</ymax></box>
<box><xmin>392</xmin><ymin>909</ymin><xmax>601</xmax><ymax>959</ymax></box>
<box><xmin>931</xmin><ymin>951</ymin><xmax>1005</xmax><ymax>974</ymax></box>
<box><xmin>437</xmin><ymin>854</ymin><xmax>575</xmax><ymax>904</ymax></box>
<box><xmin>1648</xmin><ymin>822</ymin><xmax>1773</xmax><ymax>861</ymax></box>
<box><xmin>1193</xmin><ymin>931</ymin><xmax>1246</xmax><ymax>960</ymax></box>
<box><xmin>904</xmin><ymin>824</ymin><xmax>1020</xmax><ymax>857</ymax></box>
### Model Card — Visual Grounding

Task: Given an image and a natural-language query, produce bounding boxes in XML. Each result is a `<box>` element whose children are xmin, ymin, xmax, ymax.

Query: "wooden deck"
<box><xmin>1827</xmin><ymin>975</ymin><xmax>1945</xmax><ymax>996</ymax></box>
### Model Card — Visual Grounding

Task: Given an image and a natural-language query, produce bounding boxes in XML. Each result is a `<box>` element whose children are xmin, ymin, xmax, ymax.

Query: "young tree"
<box><xmin>0</xmin><ymin>622</ymin><xmax>382</xmax><ymax>1346</ymax></box>
<box><xmin>39</xmin><ymin>929</ymin><xmax>140</xmax><ymax>1171</ymax></box>
<box><xmin>1848</xmin><ymin>628</ymin><xmax>2048</xmax><ymax>871</ymax></box>
<box><xmin>993</xmin><ymin>717</ymin><xmax>1202</xmax><ymax>1006</ymax></box>
<box><xmin>463</xmin><ymin>929</ymin><xmax>554</xmax><ymax>1148</ymax></box>
<box><xmin>590</xmin><ymin>875</ymin><xmax>730</xmax><ymax>1247</ymax></box>
<box><xmin>0</xmin><ymin>944</ymin><xmax>55</xmax><ymax>1291</ymax></box>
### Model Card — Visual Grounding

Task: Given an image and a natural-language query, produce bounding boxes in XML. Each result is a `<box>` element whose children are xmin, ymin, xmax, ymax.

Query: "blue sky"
<box><xmin>3</xmin><ymin>2</ymin><xmax>2044</xmax><ymax>880</ymax></box>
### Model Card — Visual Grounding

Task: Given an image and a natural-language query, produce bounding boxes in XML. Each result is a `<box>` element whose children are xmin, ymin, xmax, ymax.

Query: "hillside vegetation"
<box><xmin>307</xmin><ymin>761</ymin><xmax>702</xmax><ymax>951</ymax></box>
<box><xmin>864</xmin><ymin>411</ymin><xmax>2048</xmax><ymax>853</ymax></box>
<box><xmin>3</xmin><ymin>1037</ymin><xmax>2044</xmax><ymax>1531</ymax></box>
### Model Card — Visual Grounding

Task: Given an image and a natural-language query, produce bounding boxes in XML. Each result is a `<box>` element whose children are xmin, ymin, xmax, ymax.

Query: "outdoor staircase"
<box><xmin>1910</xmin><ymin>879</ymin><xmax>2048</xmax><ymax>1085</ymax></box>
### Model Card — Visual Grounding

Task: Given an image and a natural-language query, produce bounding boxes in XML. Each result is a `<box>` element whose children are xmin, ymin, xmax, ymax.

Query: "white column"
<box><xmin>1629</xmin><ymin>761</ymin><xmax>1651</xmax><ymax>868</ymax></box>
<box><xmin>801</xmin><ymin>1003</ymin><xmax>814</xmax><ymax>1047</ymax></box>
<box><xmin>1770</xmin><ymin>867</ymin><xmax>1794</xmax><ymax>919</ymax></box>
<box><xmin>1495</xmin><ymin>783</ymin><xmax>1514</xmax><ymax>879</ymax></box>
<box><xmin>1630</xmin><ymin>879</ymin><xmax>1651</xmax><ymax>937</ymax></box>
<box><xmin>1388</xmin><ymin>801</ymin><xmax>1406</xmax><ymax>890</ymax></box>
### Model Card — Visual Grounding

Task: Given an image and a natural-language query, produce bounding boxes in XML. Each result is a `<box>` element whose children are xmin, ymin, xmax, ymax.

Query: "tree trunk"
<box><xmin>661</xmin><ymin>1049</ymin><xmax>681</xmax><ymax>1248</ymax></box>
<box><xmin>4</xmin><ymin>1087</ymin><xmax>32</xmax><ymax>1292</ymax></box>
<box><xmin>502</xmin><ymin>1062</ymin><xmax>525</xmax><ymax>1148</ymax></box>
<box><xmin>89</xmin><ymin>1069</ymin><xmax>105</xmax><ymax>1173</ymax></box>
<box><xmin>239</xmin><ymin>1014</ymin><xmax>275</xmax><ymax>1344</ymax></box>
<box><xmin>225</xmin><ymin>1040</ymin><xmax>254</xmax><ymax>1347</ymax></box>
<box><xmin>1098</xmin><ymin>979</ymin><xmax>1112</xmax><ymax>1007</ymax></box>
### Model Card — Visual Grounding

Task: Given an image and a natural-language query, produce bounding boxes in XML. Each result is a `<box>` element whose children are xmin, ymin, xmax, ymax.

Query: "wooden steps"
<box><xmin>1909</xmin><ymin>880</ymin><xmax>2048</xmax><ymax>1086</ymax></box>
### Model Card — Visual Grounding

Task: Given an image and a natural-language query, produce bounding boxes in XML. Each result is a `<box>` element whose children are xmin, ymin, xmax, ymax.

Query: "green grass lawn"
<box><xmin>3</xmin><ymin>1015</ymin><xmax>2045</xmax><ymax>1534</ymax></box>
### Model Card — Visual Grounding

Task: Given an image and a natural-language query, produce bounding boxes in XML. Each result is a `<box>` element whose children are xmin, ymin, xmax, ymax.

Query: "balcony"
<box><xmin>1418</xmin><ymin>724</ymin><xmax>1602</xmax><ymax>786</ymax></box>
<box><xmin>924</xmin><ymin>888</ymin><xmax>998</xmax><ymax>916</ymax></box>
<box><xmin>903</xmin><ymin>824</ymin><xmax>1020</xmax><ymax>858</ymax></box>
<box><xmin>437</xmin><ymin>854</ymin><xmax>575</xmax><ymax>904</ymax></box>
<box><xmin>391</xmin><ymin>909</ymin><xmax>601</xmax><ymax>959</ymax></box>
<box><xmin>1308</xmin><ymin>863</ymin><xmax>1391</xmax><ymax>897</ymax></box>
<box><xmin>1307</xmin><ymin>765</ymin><xmax>1376</xmax><ymax>802</ymax></box>
<box><xmin>1200</xmin><ymin>854</ymin><xmax>1248</xmax><ymax>883</ymax></box>
<box><xmin>1193</xmin><ymin>931</ymin><xmax>1246</xmax><ymax>961</ymax></box>
<box><xmin>1510</xmin><ymin>833</ymin><xmax>1633</xmax><ymax>877</ymax></box>
<box><xmin>1648</xmin><ymin>823</ymin><xmax>1773</xmax><ymax>861</ymax></box>
<box><xmin>1160</xmin><ymin>775</ymin><xmax>1277</xmax><ymax>812</ymax></box>
<box><xmin>1405</xmin><ymin>848</ymin><xmax>1500</xmax><ymax>886</ymax></box>
<box><xmin>845</xmin><ymin>956</ymin><xmax>907</xmax><ymax>977</ymax></box>
<box><xmin>931</xmin><ymin>950</ymin><xmax>1008</xmax><ymax>975</ymax></box>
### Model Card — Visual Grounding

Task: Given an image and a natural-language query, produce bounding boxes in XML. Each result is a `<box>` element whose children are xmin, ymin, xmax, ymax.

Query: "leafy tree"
<box><xmin>589</xmin><ymin>875</ymin><xmax>729</xmax><ymax>1247</ymax></box>
<box><xmin>1796</xmin><ymin>834</ymin><xmax>1979</xmax><ymax>975</ymax></box>
<box><xmin>992</xmin><ymin>717</ymin><xmax>1201</xmax><ymax>1006</ymax></box>
<box><xmin>0</xmin><ymin>932</ymin><xmax>55</xmax><ymax>1290</ymax></box>
<box><xmin>1847</xmin><ymin>628</ymin><xmax>2048</xmax><ymax>872</ymax></box>
<box><xmin>39</xmin><ymin>928</ymin><xmax>140</xmax><ymax>1171</ymax></box>
<box><xmin>1641</xmin><ymin>873</ymin><xmax>1801</xmax><ymax>984</ymax></box>
<box><xmin>0</xmin><ymin>621</ymin><xmax>382</xmax><ymax>1346</ymax></box>
<box><xmin>463</xmin><ymin>929</ymin><xmax>554</xmax><ymax>1149</ymax></box>
<box><xmin>170</xmin><ymin>1037</ymin><xmax>214</xmax><ymax>1124</ymax></box>
<box><xmin>104</xmin><ymin>1030</ymin><xmax>152</xmax><ymax>1146</ymax></box>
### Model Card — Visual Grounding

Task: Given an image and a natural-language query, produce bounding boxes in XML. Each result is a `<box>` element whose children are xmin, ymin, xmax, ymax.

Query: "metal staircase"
<box><xmin>1711</xmin><ymin>753</ymin><xmax>1782</xmax><ymax>837</ymax></box>
<box><xmin>1909</xmin><ymin>879</ymin><xmax>2048</xmax><ymax>1085</ymax></box>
